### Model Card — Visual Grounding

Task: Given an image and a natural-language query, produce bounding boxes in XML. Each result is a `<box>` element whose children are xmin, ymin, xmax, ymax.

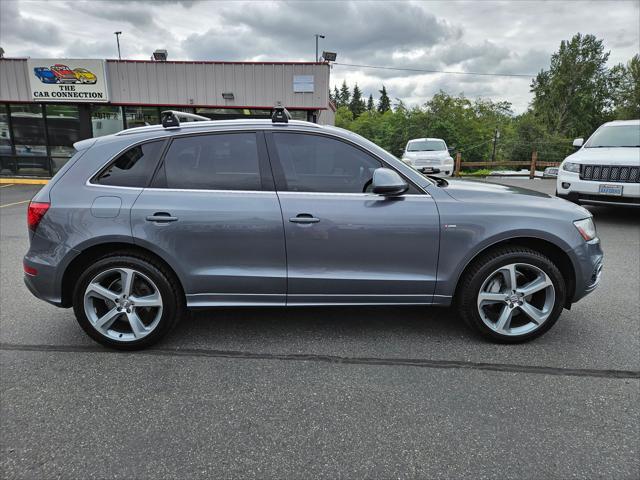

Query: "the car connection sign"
<box><xmin>26</xmin><ymin>59</ymin><xmax>109</xmax><ymax>102</ymax></box>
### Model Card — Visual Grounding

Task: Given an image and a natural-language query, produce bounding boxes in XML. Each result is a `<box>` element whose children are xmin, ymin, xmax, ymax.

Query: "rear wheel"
<box><xmin>73</xmin><ymin>253</ymin><xmax>184</xmax><ymax>350</ymax></box>
<box><xmin>457</xmin><ymin>246</ymin><xmax>566</xmax><ymax>343</ymax></box>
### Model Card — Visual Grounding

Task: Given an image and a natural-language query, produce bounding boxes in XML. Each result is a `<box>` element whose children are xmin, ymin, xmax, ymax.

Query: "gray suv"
<box><xmin>24</xmin><ymin>109</ymin><xmax>603</xmax><ymax>349</ymax></box>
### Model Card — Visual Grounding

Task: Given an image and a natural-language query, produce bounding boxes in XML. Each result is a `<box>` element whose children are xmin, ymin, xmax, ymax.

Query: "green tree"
<box><xmin>335</xmin><ymin>106</ymin><xmax>354</xmax><ymax>129</ymax></box>
<box><xmin>611</xmin><ymin>54</ymin><xmax>640</xmax><ymax>119</ymax></box>
<box><xmin>530</xmin><ymin>33</ymin><xmax>614</xmax><ymax>138</ymax></box>
<box><xmin>367</xmin><ymin>94</ymin><xmax>375</xmax><ymax>112</ymax></box>
<box><xmin>339</xmin><ymin>81</ymin><xmax>351</xmax><ymax>107</ymax></box>
<box><xmin>349</xmin><ymin>84</ymin><xmax>366</xmax><ymax>117</ymax></box>
<box><xmin>378</xmin><ymin>85</ymin><xmax>391</xmax><ymax>113</ymax></box>
<box><xmin>332</xmin><ymin>86</ymin><xmax>341</xmax><ymax>107</ymax></box>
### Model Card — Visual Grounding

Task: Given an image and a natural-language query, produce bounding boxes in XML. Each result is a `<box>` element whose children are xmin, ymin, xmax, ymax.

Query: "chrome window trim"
<box><xmin>144</xmin><ymin>188</ymin><xmax>276</xmax><ymax>195</ymax></box>
<box><xmin>276</xmin><ymin>191</ymin><xmax>431</xmax><ymax>198</ymax></box>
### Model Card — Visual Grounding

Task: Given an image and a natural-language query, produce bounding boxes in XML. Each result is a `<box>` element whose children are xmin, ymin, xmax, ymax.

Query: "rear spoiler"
<box><xmin>73</xmin><ymin>138</ymin><xmax>98</xmax><ymax>151</ymax></box>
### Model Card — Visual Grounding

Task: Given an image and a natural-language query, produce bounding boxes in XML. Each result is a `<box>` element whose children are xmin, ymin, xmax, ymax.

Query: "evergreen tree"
<box><xmin>367</xmin><ymin>94</ymin><xmax>375</xmax><ymax>112</ymax></box>
<box><xmin>349</xmin><ymin>84</ymin><xmax>366</xmax><ymax>117</ymax></box>
<box><xmin>332</xmin><ymin>86</ymin><xmax>341</xmax><ymax>106</ymax></box>
<box><xmin>339</xmin><ymin>80</ymin><xmax>351</xmax><ymax>107</ymax></box>
<box><xmin>378</xmin><ymin>85</ymin><xmax>391</xmax><ymax>113</ymax></box>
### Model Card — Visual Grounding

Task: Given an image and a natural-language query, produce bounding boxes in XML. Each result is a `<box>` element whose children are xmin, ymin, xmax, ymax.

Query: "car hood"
<box><xmin>566</xmin><ymin>147</ymin><xmax>640</xmax><ymax>165</ymax></box>
<box><xmin>442</xmin><ymin>179</ymin><xmax>591</xmax><ymax>218</ymax></box>
<box><xmin>404</xmin><ymin>151</ymin><xmax>451</xmax><ymax>159</ymax></box>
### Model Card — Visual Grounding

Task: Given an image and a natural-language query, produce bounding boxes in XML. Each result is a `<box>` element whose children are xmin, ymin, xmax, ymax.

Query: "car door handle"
<box><xmin>146</xmin><ymin>213</ymin><xmax>178</xmax><ymax>223</ymax></box>
<box><xmin>289</xmin><ymin>214</ymin><xmax>320</xmax><ymax>224</ymax></box>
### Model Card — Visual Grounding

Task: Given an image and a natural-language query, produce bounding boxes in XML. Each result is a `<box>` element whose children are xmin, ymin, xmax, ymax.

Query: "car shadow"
<box><xmin>165</xmin><ymin>305</ymin><xmax>471</xmax><ymax>349</ymax></box>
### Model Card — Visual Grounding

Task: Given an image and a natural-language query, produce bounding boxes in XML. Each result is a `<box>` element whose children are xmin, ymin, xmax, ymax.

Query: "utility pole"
<box><xmin>491</xmin><ymin>128</ymin><xmax>500</xmax><ymax>163</ymax></box>
<box><xmin>114</xmin><ymin>31</ymin><xmax>122</xmax><ymax>60</ymax></box>
<box><xmin>314</xmin><ymin>34</ymin><xmax>325</xmax><ymax>61</ymax></box>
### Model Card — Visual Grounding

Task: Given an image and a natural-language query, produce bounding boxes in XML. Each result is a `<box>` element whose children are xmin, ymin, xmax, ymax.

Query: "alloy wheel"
<box><xmin>476</xmin><ymin>263</ymin><xmax>556</xmax><ymax>336</ymax></box>
<box><xmin>83</xmin><ymin>268</ymin><xmax>163</xmax><ymax>342</ymax></box>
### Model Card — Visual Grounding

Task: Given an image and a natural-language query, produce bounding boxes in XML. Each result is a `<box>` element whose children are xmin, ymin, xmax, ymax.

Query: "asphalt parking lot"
<box><xmin>1</xmin><ymin>178</ymin><xmax>639</xmax><ymax>479</ymax></box>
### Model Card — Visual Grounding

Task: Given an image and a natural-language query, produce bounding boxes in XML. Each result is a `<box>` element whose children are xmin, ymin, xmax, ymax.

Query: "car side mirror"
<box><xmin>573</xmin><ymin>138</ymin><xmax>584</xmax><ymax>148</ymax></box>
<box><xmin>372</xmin><ymin>168</ymin><xmax>408</xmax><ymax>196</ymax></box>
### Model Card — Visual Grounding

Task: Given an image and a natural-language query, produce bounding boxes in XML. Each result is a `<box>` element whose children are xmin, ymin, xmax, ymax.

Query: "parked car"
<box><xmin>543</xmin><ymin>167</ymin><xmax>559</xmax><ymax>178</ymax></box>
<box><xmin>50</xmin><ymin>64</ymin><xmax>78</xmax><ymax>84</ymax></box>
<box><xmin>73</xmin><ymin>68</ymin><xmax>97</xmax><ymax>84</ymax></box>
<box><xmin>401</xmin><ymin>138</ymin><xmax>454</xmax><ymax>176</ymax></box>
<box><xmin>24</xmin><ymin>110</ymin><xmax>603</xmax><ymax>349</ymax></box>
<box><xmin>556</xmin><ymin>120</ymin><xmax>640</xmax><ymax>207</ymax></box>
<box><xmin>33</xmin><ymin>67</ymin><xmax>58</xmax><ymax>84</ymax></box>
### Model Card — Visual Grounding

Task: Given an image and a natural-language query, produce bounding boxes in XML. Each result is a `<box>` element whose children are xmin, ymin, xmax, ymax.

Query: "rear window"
<box><xmin>94</xmin><ymin>141</ymin><xmax>164</xmax><ymax>187</ymax></box>
<box><xmin>158</xmin><ymin>133</ymin><xmax>262</xmax><ymax>191</ymax></box>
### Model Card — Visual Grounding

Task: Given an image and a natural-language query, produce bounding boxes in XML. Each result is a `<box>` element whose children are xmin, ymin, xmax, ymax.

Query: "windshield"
<box><xmin>585</xmin><ymin>125</ymin><xmax>640</xmax><ymax>148</ymax></box>
<box><xmin>407</xmin><ymin>140</ymin><xmax>446</xmax><ymax>152</ymax></box>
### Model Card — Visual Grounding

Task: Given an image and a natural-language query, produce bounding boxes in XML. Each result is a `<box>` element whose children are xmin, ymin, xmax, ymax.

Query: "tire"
<box><xmin>72</xmin><ymin>252</ymin><xmax>184</xmax><ymax>350</ymax></box>
<box><xmin>456</xmin><ymin>246</ymin><xmax>566</xmax><ymax>343</ymax></box>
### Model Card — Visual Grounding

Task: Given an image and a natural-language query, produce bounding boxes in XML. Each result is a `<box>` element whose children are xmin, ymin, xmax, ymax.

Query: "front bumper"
<box><xmin>557</xmin><ymin>171</ymin><xmax>640</xmax><ymax>206</ymax></box>
<box><xmin>568</xmin><ymin>237</ymin><xmax>604</xmax><ymax>303</ymax></box>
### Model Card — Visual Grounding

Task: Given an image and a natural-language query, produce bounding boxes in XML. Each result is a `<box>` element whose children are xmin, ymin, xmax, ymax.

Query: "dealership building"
<box><xmin>0</xmin><ymin>57</ymin><xmax>334</xmax><ymax>178</ymax></box>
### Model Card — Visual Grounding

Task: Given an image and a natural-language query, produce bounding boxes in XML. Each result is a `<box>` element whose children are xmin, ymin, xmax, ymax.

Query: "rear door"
<box><xmin>131</xmin><ymin>131</ymin><xmax>286</xmax><ymax>306</ymax></box>
<box><xmin>266</xmin><ymin>131</ymin><xmax>440</xmax><ymax>305</ymax></box>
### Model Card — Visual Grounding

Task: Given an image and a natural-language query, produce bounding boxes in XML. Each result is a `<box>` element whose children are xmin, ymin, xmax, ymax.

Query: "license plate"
<box><xmin>599</xmin><ymin>184</ymin><xmax>623</xmax><ymax>196</ymax></box>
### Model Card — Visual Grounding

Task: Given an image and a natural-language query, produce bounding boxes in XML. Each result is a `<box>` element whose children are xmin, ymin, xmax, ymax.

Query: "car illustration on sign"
<box><xmin>73</xmin><ymin>67</ymin><xmax>97</xmax><ymax>84</ymax></box>
<box><xmin>33</xmin><ymin>67</ymin><xmax>58</xmax><ymax>84</ymax></box>
<box><xmin>50</xmin><ymin>64</ymin><xmax>78</xmax><ymax>83</ymax></box>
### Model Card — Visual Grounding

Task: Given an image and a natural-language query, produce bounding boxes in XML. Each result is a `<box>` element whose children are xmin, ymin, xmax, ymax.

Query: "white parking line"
<box><xmin>0</xmin><ymin>184</ymin><xmax>15</xmax><ymax>188</ymax></box>
<box><xmin>0</xmin><ymin>199</ymin><xmax>30</xmax><ymax>209</ymax></box>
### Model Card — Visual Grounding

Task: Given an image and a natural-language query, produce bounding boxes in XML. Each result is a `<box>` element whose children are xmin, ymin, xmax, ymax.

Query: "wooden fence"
<box><xmin>453</xmin><ymin>150</ymin><xmax>560</xmax><ymax>179</ymax></box>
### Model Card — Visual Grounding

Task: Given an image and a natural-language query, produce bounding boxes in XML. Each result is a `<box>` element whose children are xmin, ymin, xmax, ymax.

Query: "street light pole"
<box><xmin>314</xmin><ymin>34</ymin><xmax>325</xmax><ymax>61</ymax></box>
<box><xmin>114</xmin><ymin>31</ymin><xmax>122</xmax><ymax>60</ymax></box>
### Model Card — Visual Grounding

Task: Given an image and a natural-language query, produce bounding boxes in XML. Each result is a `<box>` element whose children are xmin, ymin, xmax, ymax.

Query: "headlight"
<box><xmin>562</xmin><ymin>162</ymin><xmax>580</xmax><ymax>173</ymax></box>
<box><xmin>574</xmin><ymin>218</ymin><xmax>597</xmax><ymax>241</ymax></box>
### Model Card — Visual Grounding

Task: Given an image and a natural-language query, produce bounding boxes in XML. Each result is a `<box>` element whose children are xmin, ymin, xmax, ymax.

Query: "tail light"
<box><xmin>27</xmin><ymin>201</ymin><xmax>50</xmax><ymax>231</ymax></box>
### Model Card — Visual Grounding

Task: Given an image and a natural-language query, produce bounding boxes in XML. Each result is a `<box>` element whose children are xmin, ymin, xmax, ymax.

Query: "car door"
<box><xmin>266</xmin><ymin>131</ymin><xmax>440</xmax><ymax>305</ymax></box>
<box><xmin>131</xmin><ymin>131</ymin><xmax>286</xmax><ymax>306</ymax></box>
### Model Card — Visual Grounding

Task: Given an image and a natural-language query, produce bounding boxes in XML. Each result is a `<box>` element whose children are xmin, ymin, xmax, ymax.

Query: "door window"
<box><xmin>161</xmin><ymin>133</ymin><xmax>262</xmax><ymax>191</ymax></box>
<box><xmin>271</xmin><ymin>133</ymin><xmax>382</xmax><ymax>193</ymax></box>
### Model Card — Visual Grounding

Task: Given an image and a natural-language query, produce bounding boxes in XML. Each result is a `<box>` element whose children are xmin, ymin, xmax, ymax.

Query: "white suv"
<box><xmin>401</xmin><ymin>138</ymin><xmax>454</xmax><ymax>176</ymax></box>
<box><xmin>557</xmin><ymin>120</ymin><xmax>640</xmax><ymax>207</ymax></box>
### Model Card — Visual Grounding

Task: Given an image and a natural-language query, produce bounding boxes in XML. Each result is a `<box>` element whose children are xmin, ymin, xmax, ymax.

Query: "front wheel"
<box><xmin>73</xmin><ymin>253</ymin><xmax>184</xmax><ymax>350</ymax></box>
<box><xmin>457</xmin><ymin>246</ymin><xmax>566</xmax><ymax>343</ymax></box>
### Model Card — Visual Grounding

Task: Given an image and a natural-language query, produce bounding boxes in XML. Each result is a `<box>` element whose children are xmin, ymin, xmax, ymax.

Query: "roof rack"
<box><xmin>271</xmin><ymin>104</ymin><xmax>291</xmax><ymax>124</ymax></box>
<box><xmin>161</xmin><ymin>110</ymin><xmax>210</xmax><ymax>128</ymax></box>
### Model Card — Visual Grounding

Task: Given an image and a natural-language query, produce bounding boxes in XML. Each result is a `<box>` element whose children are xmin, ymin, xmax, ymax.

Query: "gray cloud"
<box><xmin>1</xmin><ymin>0</ymin><xmax>637</xmax><ymax>112</ymax></box>
<box><xmin>0</xmin><ymin>1</ymin><xmax>62</xmax><ymax>49</ymax></box>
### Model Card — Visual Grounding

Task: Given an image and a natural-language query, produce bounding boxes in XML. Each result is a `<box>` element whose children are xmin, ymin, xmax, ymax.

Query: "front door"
<box><xmin>266</xmin><ymin>132</ymin><xmax>440</xmax><ymax>305</ymax></box>
<box><xmin>131</xmin><ymin>131</ymin><xmax>286</xmax><ymax>306</ymax></box>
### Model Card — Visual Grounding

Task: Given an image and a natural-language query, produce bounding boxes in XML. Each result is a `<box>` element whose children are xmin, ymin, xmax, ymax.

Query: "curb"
<box><xmin>0</xmin><ymin>178</ymin><xmax>49</xmax><ymax>185</ymax></box>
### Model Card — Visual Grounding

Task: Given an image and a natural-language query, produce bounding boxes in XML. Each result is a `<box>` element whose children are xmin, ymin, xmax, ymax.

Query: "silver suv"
<box><xmin>24</xmin><ymin>109</ymin><xmax>603</xmax><ymax>349</ymax></box>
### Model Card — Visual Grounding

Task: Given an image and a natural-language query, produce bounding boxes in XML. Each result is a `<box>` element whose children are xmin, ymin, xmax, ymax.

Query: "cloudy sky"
<box><xmin>1</xmin><ymin>0</ymin><xmax>638</xmax><ymax>112</ymax></box>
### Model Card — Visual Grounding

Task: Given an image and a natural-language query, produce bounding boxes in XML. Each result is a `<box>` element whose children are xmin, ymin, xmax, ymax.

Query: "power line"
<box><xmin>333</xmin><ymin>62</ymin><xmax>536</xmax><ymax>78</ymax></box>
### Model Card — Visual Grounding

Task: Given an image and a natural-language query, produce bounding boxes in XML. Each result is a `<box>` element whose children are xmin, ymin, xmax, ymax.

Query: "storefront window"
<box><xmin>0</xmin><ymin>105</ymin><xmax>14</xmax><ymax>175</ymax></box>
<box><xmin>124</xmin><ymin>107</ymin><xmax>159</xmax><ymax>129</ymax></box>
<box><xmin>46</xmin><ymin>104</ymin><xmax>81</xmax><ymax>173</ymax></box>
<box><xmin>10</xmin><ymin>104</ymin><xmax>49</xmax><ymax>176</ymax></box>
<box><xmin>92</xmin><ymin>106</ymin><xmax>124</xmax><ymax>137</ymax></box>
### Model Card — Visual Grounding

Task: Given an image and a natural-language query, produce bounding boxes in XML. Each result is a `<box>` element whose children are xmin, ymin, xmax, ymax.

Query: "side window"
<box><xmin>272</xmin><ymin>133</ymin><xmax>382</xmax><ymax>193</ymax></box>
<box><xmin>94</xmin><ymin>141</ymin><xmax>164</xmax><ymax>187</ymax></box>
<box><xmin>162</xmin><ymin>133</ymin><xmax>262</xmax><ymax>190</ymax></box>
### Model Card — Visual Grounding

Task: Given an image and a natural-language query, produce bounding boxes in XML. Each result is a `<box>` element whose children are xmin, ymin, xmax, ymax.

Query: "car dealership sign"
<box><xmin>26</xmin><ymin>59</ymin><xmax>109</xmax><ymax>102</ymax></box>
